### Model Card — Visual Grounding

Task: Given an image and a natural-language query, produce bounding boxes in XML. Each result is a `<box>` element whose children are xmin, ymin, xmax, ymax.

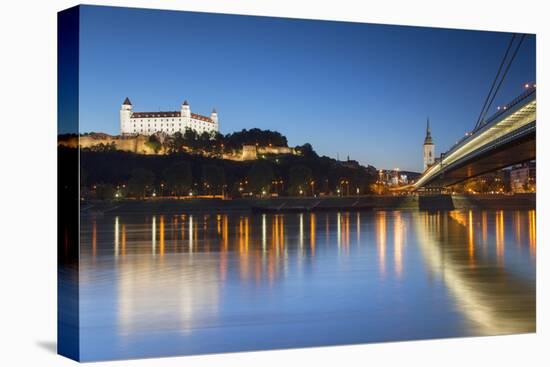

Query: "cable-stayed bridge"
<box><xmin>413</xmin><ymin>87</ymin><xmax>536</xmax><ymax>190</ymax></box>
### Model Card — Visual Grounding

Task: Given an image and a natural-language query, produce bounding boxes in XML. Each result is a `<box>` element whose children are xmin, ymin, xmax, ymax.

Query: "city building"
<box><xmin>510</xmin><ymin>161</ymin><xmax>536</xmax><ymax>192</ymax></box>
<box><xmin>378</xmin><ymin>168</ymin><xmax>418</xmax><ymax>186</ymax></box>
<box><xmin>423</xmin><ymin>118</ymin><xmax>435</xmax><ymax>171</ymax></box>
<box><xmin>120</xmin><ymin>98</ymin><xmax>219</xmax><ymax>136</ymax></box>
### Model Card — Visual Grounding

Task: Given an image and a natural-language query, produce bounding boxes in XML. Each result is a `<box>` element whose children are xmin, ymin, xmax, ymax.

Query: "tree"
<box><xmin>223</xmin><ymin>128</ymin><xmax>288</xmax><ymax>150</ymax></box>
<box><xmin>183</xmin><ymin>128</ymin><xmax>198</xmax><ymax>150</ymax></box>
<box><xmin>296</xmin><ymin>143</ymin><xmax>317</xmax><ymax>158</ymax></box>
<box><xmin>145</xmin><ymin>134</ymin><xmax>162</xmax><ymax>153</ymax></box>
<box><xmin>202</xmin><ymin>164</ymin><xmax>225</xmax><ymax>195</ymax></box>
<box><xmin>87</xmin><ymin>142</ymin><xmax>116</xmax><ymax>152</ymax></box>
<box><xmin>168</xmin><ymin>132</ymin><xmax>185</xmax><ymax>153</ymax></box>
<box><xmin>289</xmin><ymin>165</ymin><xmax>313</xmax><ymax>195</ymax></box>
<box><xmin>95</xmin><ymin>183</ymin><xmax>115</xmax><ymax>200</ymax></box>
<box><xmin>128</xmin><ymin>168</ymin><xmax>155</xmax><ymax>198</ymax></box>
<box><xmin>163</xmin><ymin>161</ymin><xmax>192</xmax><ymax>196</ymax></box>
<box><xmin>247</xmin><ymin>161</ymin><xmax>274</xmax><ymax>194</ymax></box>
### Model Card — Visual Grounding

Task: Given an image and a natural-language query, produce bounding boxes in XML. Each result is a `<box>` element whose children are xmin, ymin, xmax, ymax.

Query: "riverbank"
<box><xmin>81</xmin><ymin>193</ymin><xmax>535</xmax><ymax>215</ymax></box>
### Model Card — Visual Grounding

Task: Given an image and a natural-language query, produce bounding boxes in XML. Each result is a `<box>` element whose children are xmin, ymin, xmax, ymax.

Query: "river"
<box><xmin>77</xmin><ymin>209</ymin><xmax>536</xmax><ymax>361</ymax></box>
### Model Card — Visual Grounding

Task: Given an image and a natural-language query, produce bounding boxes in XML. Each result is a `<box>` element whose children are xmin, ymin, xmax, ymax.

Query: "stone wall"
<box><xmin>59</xmin><ymin>134</ymin><xmax>298</xmax><ymax>160</ymax></box>
<box><xmin>58</xmin><ymin>134</ymin><xmax>159</xmax><ymax>154</ymax></box>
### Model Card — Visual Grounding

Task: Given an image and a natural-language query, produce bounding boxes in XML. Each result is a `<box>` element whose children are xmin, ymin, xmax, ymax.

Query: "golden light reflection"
<box><xmin>173</xmin><ymin>216</ymin><xmax>179</xmax><ymax>251</ymax></box>
<box><xmin>262</xmin><ymin>214</ymin><xmax>267</xmax><ymax>252</ymax></box>
<box><xmin>92</xmin><ymin>219</ymin><xmax>97</xmax><ymax>259</ymax></box>
<box><xmin>495</xmin><ymin>210</ymin><xmax>505</xmax><ymax>265</ymax></box>
<box><xmin>152</xmin><ymin>216</ymin><xmax>156</xmax><ymax>256</ymax></box>
<box><xmin>468</xmin><ymin>210</ymin><xmax>474</xmax><ymax>262</ymax></box>
<box><xmin>337</xmin><ymin>212</ymin><xmax>341</xmax><ymax>250</ymax></box>
<box><xmin>238</xmin><ymin>216</ymin><xmax>250</xmax><ymax>279</ymax></box>
<box><xmin>159</xmin><ymin>215</ymin><xmax>165</xmax><ymax>257</ymax></box>
<box><xmin>115</xmin><ymin>216</ymin><xmax>120</xmax><ymax>258</ymax></box>
<box><xmin>89</xmin><ymin>208</ymin><xmax>536</xmax><ymax>340</ymax></box>
<box><xmin>344</xmin><ymin>213</ymin><xmax>350</xmax><ymax>251</ymax></box>
<box><xmin>299</xmin><ymin>213</ymin><xmax>304</xmax><ymax>250</ymax></box>
<box><xmin>180</xmin><ymin>215</ymin><xmax>185</xmax><ymax>243</ymax></box>
<box><xmin>272</xmin><ymin>215</ymin><xmax>279</xmax><ymax>255</ymax></box>
<box><xmin>481</xmin><ymin>211</ymin><xmax>488</xmax><ymax>245</ymax></box>
<box><xmin>245</xmin><ymin>217</ymin><xmax>249</xmax><ymax>252</ymax></box>
<box><xmin>223</xmin><ymin>215</ymin><xmax>228</xmax><ymax>251</ymax></box>
<box><xmin>514</xmin><ymin>211</ymin><xmax>521</xmax><ymax>246</ymax></box>
<box><xmin>394</xmin><ymin>211</ymin><xmax>403</xmax><ymax>277</ymax></box>
<box><xmin>188</xmin><ymin>215</ymin><xmax>193</xmax><ymax>253</ymax></box>
<box><xmin>528</xmin><ymin>210</ymin><xmax>536</xmax><ymax>257</ymax></box>
<box><xmin>279</xmin><ymin>215</ymin><xmax>285</xmax><ymax>251</ymax></box>
<box><xmin>413</xmin><ymin>210</ymin><xmax>535</xmax><ymax>336</ymax></box>
<box><xmin>121</xmin><ymin>224</ymin><xmax>126</xmax><ymax>257</ymax></box>
<box><xmin>376</xmin><ymin>211</ymin><xmax>387</xmax><ymax>276</ymax></box>
<box><xmin>310</xmin><ymin>213</ymin><xmax>316</xmax><ymax>255</ymax></box>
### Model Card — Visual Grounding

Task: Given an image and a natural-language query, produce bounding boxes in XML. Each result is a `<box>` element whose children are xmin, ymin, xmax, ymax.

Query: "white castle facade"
<box><xmin>120</xmin><ymin>97</ymin><xmax>219</xmax><ymax>136</ymax></box>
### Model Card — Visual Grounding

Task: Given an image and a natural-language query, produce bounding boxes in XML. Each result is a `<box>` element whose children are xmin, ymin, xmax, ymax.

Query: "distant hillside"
<box><xmin>58</xmin><ymin>128</ymin><xmax>297</xmax><ymax>161</ymax></box>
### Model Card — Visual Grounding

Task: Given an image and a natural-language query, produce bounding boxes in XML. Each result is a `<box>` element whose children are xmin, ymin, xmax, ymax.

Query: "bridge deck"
<box><xmin>414</xmin><ymin>89</ymin><xmax>536</xmax><ymax>189</ymax></box>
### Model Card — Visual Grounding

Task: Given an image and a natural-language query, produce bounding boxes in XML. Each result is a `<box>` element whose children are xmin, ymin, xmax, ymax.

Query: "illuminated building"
<box><xmin>423</xmin><ymin>117</ymin><xmax>435</xmax><ymax>171</ymax></box>
<box><xmin>120</xmin><ymin>98</ymin><xmax>219</xmax><ymax>136</ymax></box>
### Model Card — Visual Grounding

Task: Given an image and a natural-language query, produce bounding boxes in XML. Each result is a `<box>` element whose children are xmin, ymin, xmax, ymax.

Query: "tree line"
<box><xmin>72</xmin><ymin>140</ymin><xmax>378</xmax><ymax>200</ymax></box>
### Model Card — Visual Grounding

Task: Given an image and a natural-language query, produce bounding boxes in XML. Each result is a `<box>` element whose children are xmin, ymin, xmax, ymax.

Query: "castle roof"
<box><xmin>182</xmin><ymin>100</ymin><xmax>189</xmax><ymax>106</ymax></box>
<box><xmin>123</xmin><ymin>97</ymin><xmax>132</xmax><ymax>105</ymax></box>
<box><xmin>130</xmin><ymin>111</ymin><xmax>214</xmax><ymax>123</ymax></box>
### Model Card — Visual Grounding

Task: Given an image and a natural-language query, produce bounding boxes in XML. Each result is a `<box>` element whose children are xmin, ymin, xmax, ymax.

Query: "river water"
<box><xmin>77</xmin><ymin>209</ymin><xmax>536</xmax><ymax>361</ymax></box>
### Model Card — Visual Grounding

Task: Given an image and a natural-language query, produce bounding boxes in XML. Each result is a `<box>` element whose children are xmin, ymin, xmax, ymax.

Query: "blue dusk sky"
<box><xmin>76</xmin><ymin>5</ymin><xmax>535</xmax><ymax>172</ymax></box>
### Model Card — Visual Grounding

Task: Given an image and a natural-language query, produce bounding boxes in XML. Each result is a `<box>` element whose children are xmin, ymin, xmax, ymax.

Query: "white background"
<box><xmin>0</xmin><ymin>0</ymin><xmax>548</xmax><ymax>365</ymax></box>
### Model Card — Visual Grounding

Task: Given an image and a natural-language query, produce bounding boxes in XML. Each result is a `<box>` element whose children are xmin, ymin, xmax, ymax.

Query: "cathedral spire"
<box><xmin>424</xmin><ymin>117</ymin><xmax>433</xmax><ymax>145</ymax></box>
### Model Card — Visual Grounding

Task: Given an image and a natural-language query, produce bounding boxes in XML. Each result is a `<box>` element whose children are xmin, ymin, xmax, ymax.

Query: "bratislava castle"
<box><xmin>120</xmin><ymin>98</ymin><xmax>219</xmax><ymax>136</ymax></box>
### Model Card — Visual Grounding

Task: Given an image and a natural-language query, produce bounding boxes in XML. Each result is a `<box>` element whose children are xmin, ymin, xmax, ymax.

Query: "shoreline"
<box><xmin>81</xmin><ymin>194</ymin><xmax>536</xmax><ymax>215</ymax></box>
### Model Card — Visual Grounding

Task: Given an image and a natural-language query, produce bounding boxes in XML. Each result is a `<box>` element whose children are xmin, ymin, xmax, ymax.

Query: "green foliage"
<box><xmin>128</xmin><ymin>168</ymin><xmax>155</xmax><ymax>198</ymax></box>
<box><xmin>247</xmin><ymin>161</ymin><xmax>274</xmax><ymax>194</ymax></box>
<box><xmin>95</xmin><ymin>183</ymin><xmax>115</xmax><ymax>200</ymax></box>
<box><xmin>163</xmin><ymin>161</ymin><xmax>193</xmax><ymax>196</ymax></box>
<box><xmin>183</xmin><ymin>128</ymin><xmax>199</xmax><ymax>149</ymax></box>
<box><xmin>167</xmin><ymin>132</ymin><xmax>185</xmax><ymax>153</ymax></box>
<box><xmin>224</xmin><ymin>128</ymin><xmax>288</xmax><ymax>150</ymax></box>
<box><xmin>296</xmin><ymin>143</ymin><xmax>317</xmax><ymax>158</ymax></box>
<box><xmin>85</xmin><ymin>142</ymin><xmax>117</xmax><ymax>152</ymax></box>
<box><xmin>202</xmin><ymin>164</ymin><xmax>225</xmax><ymax>195</ymax></box>
<box><xmin>145</xmin><ymin>134</ymin><xmax>162</xmax><ymax>153</ymax></box>
<box><xmin>288</xmin><ymin>165</ymin><xmax>313</xmax><ymax>195</ymax></box>
<box><xmin>78</xmin><ymin>130</ymin><xmax>380</xmax><ymax>198</ymax></box>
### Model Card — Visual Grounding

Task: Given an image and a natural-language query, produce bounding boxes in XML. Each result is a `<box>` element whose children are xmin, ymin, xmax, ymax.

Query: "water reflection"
<box><xmin>393</xmin><ymin>211</ymin><xmax>404</xmax><ymax>277</ymax></box>
<box><xmin>416</xmin><ymin>210</ymin><xmax>535</xmax><ymax>335</ymax></box>
<box><xmin>376</xmin><ymin>211</ymin><xmax>386</xmax><ymax>277</ymax></box>
<box><xmin>79</xmin><ymin>209</ymin><xmax>536</xmax><ymax>361</ymax></box>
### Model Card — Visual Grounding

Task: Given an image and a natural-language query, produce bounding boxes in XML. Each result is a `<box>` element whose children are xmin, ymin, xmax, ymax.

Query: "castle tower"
<box><xmin>120</xmin><ymin>97</ymin><xmax>133</xmax><ymax>135</ymax></box>
<box><xmin>210</xmin><ymin>108</ymin><xmax>218</xmax><ymax>124</ymax></box>
<box><xmin>423</xmin><ymin>117</ymin><xmax>435</xmax><ymax>171</ymax></box>
<box><xmin>181</xmin><ymin>100</ymin><xmax>191</xmax><ymax>118</ymax></box>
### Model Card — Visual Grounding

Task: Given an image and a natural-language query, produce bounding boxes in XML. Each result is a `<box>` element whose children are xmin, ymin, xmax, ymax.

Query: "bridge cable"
<box><xmin>474</xmin><ymin>34</ymin><xmax>516</xmax><ymax>130</ymax></box>
<box><xmin>476</xmin><ymin>34</ymin><xmax>526</xmax><ymax>130</ymax></box>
